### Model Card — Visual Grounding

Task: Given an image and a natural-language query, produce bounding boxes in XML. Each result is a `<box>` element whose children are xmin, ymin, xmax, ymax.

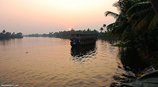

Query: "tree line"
<box><xmin>0</xmin><ymin>30</ymin><xmax>23</xmax><ymax>40</ymax></box>
<box><xmin>25</xmin><ymin>28</ymin><xmax>112</xmax><ymax>40</ymax></box>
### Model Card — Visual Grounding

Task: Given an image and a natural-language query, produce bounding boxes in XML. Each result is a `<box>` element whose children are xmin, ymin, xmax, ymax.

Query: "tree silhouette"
<box><xmin>103</xmin><ymin>24</ymin><xmax>106</xmax><ymax>28</ymax></box>
<box><xmin>0</xmin><ymin>30</ymin><xmax>23</xmax><ymax>40</ymax></box>
<box><xmin>100</xmin><ymin>27</ymin><xmax>104</xmax><ymax>33</ymax></box>
<box><xmin>150</xmin><ymin>0</ymin><xmax>158</xmax><ymax>13</ymax></box>
<box><xmin>2</xmin><ymin>30</ymin><xmax>6</xmax><ymax>34</ymax></box>
<box><xmin>105</xmin><ymin>0</ymin><xmax>158</xmax><ymax>72</ymax></box>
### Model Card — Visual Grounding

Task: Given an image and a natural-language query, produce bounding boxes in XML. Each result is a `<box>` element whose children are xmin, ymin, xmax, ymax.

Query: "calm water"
<box><xmin>0</xmin><ymin>37</ymin><xmax>123</xmax><ymax>87</ymax></box>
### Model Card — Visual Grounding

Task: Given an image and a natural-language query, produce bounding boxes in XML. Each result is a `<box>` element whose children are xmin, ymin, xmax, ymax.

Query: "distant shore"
<box><xmin>24</xmin><ymin>29</ymin><xmax>113</xmax><ymax>40</ymax></box>
<box><xmin>0</xmin><ymin>30</ymin><xmax>23</xmax><ymax>40</ymax></box>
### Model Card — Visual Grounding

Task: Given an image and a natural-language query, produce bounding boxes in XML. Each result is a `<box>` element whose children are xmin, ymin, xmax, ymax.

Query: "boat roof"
<box><xmin>71</xmin><ymin>32</ymin><xmax>96</xmax><ymax>35</ymax></box>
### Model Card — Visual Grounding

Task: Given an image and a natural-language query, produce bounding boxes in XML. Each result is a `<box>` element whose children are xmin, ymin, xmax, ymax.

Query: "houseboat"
<box><xmin>70</xmin><ymin>33</ymin><xmax>97</xmax><ymax>46</ymax></box>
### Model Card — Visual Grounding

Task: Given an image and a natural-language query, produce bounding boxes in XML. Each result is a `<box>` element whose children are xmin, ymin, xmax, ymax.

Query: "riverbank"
<box><xmin>111</xmin><ymin>64</ymin><xmax>157</xmax><ymax>87</ymax></box>
<box><xmin>104</xmin><ymin>1</ymin><xmax>158</xmax><ymax>86</ymax></box>
<box><xmin>0</xmin><ymin>30</ymin><xmax>23</xmax><ymax>40</ymax></box>
<box><xmin>25</xmin><ymin>29</ymin><xmax>112</xmax><ymax>40</ymax></box>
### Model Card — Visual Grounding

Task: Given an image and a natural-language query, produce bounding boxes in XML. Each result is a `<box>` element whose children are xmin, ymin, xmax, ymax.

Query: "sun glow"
<box><xmin>27</xmin><ymin>0</ymin><xmax>104</xmax><ymax>14</ymax></box>
<box><xmin>23</xmin><ymin>0</ymin><xmax>108</xmax><ymax>28</ymax></box>
<box><xmin>45</xmin><ymin>0</ymin><xmax>101</xmax><ymax>10</ymax></box>
<box><xmin>0</xmin><ymin>0</ymin><xmax>117</xmax><ymax>34</ymax></box>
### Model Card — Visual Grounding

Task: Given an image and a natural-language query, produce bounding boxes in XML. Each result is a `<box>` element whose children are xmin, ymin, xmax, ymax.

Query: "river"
<box><xmin>0</xmin><ymin>37</ymin><xmax>124</xmax><ymax>87</ymax></box>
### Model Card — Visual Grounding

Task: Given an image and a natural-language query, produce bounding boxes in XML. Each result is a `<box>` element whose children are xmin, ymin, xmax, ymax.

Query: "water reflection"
<box><xmin>0</xmin><ymin>39</ymin><xmax>23</xmax><ymax>46</ymax></box>
<box><xmin>0</xmin><ymin>40</ymin><xmax>12</xmax><ymax>46</ymax></box>
<box><xmin>71</xmin><ymin>44</ymin><xmax>96</xmax><ymax>61</ymax></box>
<box><xmin>0</xmin><ymin>38</ymin><xmax>123</xmax><ymax>87</ymax></box>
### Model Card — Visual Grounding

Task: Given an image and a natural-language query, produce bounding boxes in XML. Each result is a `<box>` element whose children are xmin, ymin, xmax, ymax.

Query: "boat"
<box><xmin>70</xmin><ymin>33</ymin><xmax>97</xmax><ymax>46</ymax></box>
<box><xmin>71</xmin><ymin>43</ymin><xmax>96</xmax><ymax>57</ymax></box>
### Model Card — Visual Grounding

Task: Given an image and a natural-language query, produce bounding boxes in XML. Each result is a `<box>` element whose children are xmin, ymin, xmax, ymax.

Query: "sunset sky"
<box><xmin>0</xmin><ymin>0</ymin><xmax>118</xmax><ymax>34</ymax></box>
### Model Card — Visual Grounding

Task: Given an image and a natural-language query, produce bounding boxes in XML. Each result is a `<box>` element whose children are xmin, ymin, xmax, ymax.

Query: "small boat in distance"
<box><xmin>70</xmin><ymin>32</ymin><xmax>97</xmax><ymax>46</ymax></box>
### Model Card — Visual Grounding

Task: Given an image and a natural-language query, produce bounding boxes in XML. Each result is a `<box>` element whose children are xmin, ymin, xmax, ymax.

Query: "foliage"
<box><xmin>26</xmin><ymin>29</ymin><xmax>112</xmax><ymax>40</ymax></box>
<box><xmin>0</xmin><ymin>30</ymin><xmax>23</xmax><ymax>40</ymax></box>
<box><xmin>105</xmin><ymin>0</ymin><xmax>158</xmax><ymax>71</ymax></box>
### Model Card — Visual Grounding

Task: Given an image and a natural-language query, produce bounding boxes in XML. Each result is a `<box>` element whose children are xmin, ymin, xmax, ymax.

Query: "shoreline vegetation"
<box><xmin>0</xmin><ymin>30</ymin><xmax>23</xmax><ymax>40</ymax></box>
<box><xmin>25</xmin><ymin>29</ymin><xmax>113</xmax><ymax>40</ymax></box>
<box><xmin>105</xmin><ymin>0</ymin><xmax>158</xmax><ymax>71</ymax></box>
<box><xmin>105</xmin><ymin>0</ymin><xmax>158</xmax><ymax>86</ymax></box>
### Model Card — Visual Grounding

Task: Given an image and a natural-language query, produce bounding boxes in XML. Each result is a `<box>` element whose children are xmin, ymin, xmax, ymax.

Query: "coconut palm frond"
<box><xmin>107</xmin><ymin>23</ymin><xmax>116</xmax><ymax>32</ymax></box>
<box><xmin>150</xmin><ymin>0</ymin><xmax>158</xmax><ymax>13</ymax></box>
<box><xmin>148</xmin><ymin>14</ymin><xmax>158</xmax><ymax>30</ymax></box>
<box><xmin>107</xmin><ymin>21</ymin><xmax>127</xmax><ymax>39</ymax></box>
<box><xmin>128</xmin><ymin>8</ymin><xmax>153</xmax><ymax>24</ymax></box>
<box><xmin>127</xmin><ymin>1</ymin><xmax>151</xmax><ymax>16</ymax></box>
<box><xmin>105</xmin><ymin>11</ymin><xmax>119</xmax><ymax>18</ymax></box>
<box><xmin>134</xmin><ymin>13</ymin><xmax>154</xmax><ymax>31</ymax></box>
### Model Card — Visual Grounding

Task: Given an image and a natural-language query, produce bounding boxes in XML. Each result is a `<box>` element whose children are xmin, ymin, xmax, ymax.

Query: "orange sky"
<box><xmin>0</xmin><ymin>0</ymin><xmax>118</xmax><ymax>34</ymax></box>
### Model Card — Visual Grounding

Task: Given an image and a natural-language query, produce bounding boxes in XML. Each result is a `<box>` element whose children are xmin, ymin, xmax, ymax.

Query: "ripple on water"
<box><xmin>0</xmin><ymin>38</ymin><xmax>124</xmax><ymax>87</ymax></box>
<box><xmin>64</xmin><ymin>79</ymin><xmax>90</xmax><ymax>87</ymax></box>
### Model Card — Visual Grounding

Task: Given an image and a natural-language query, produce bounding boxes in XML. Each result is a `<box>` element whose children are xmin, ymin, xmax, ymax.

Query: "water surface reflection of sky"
<box><xmin>0</xmin><ymin>38</ymin><xmax>123</xmax><ymax>87</ymax></box>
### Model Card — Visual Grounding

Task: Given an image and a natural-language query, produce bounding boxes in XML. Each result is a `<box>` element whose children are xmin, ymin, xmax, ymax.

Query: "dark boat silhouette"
<box><xmin>70</xmin><ymin>33</ymin><xmax>97</xmax><ymax>46</ymax></box>
<box><xmin>71</xmin><ymin>44</ymin><xmax>96</xmax><ymax>57</ymax></box>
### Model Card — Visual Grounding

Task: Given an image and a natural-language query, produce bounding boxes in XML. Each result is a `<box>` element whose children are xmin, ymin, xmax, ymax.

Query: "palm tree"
<box><xmin>100</xmin><ymin>27</ymin><xmax>104</xmax><ymax>33</ymax></box>
<box><xmin>105</xmin><ymin>0</ymin><xmax>137</xmax><ymax>41</ymax></box>
<box><xmin>105</xmin><ymin>0</ymin><xmax>158</xmax><ymax>41</ymax></box>
<box><xmin>2</xmin><ymin>30</ymin><xmax>6</xmax><ymax>34</ymax></box>
<box><xmin>126</xmin><ymin>1</ymin><xmax>158</xmax><ymax>31</ymax></box>
<box><xmin>103</xmin><ymin>24</ymin><xmax>106</xmax><ymax>28</ymax></box>
<box><xmin>105</xmin><ymin>0</ymin><xmax>158</xmax><ymax>70</ymax></box>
